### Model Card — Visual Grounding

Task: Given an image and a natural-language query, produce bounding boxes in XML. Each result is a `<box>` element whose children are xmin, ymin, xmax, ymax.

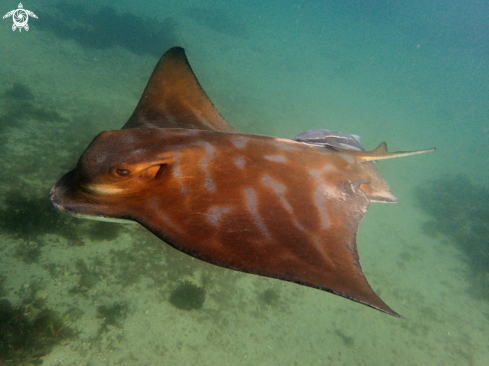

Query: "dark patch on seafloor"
<box><xmin>0</xmin><ymin>82</ymin><xmax>89</xmax><ymax>177</ymax></box>
<box><xmin>416</xmin><ymin>174</ymin><xmax>489</xmax><ymax>300</ymax></box>
<box><xmin>185</xmin><ymin>7</ymin><xmax>250</xmax><ymax>39</ymax></box>
<box><xmin>36</xmin><ymin>1</ymin><xmax>178</xmax><ymax>57</ymax></box>
<box><xmin>68</xmin><ymin>259</ymin><xmax>105</xmax><ymax>296</ymax></box>
<box><xmin>0</xmin><ymin>188</ymin><xmax>123</xmax><ymax>245</ymax></box>
<box><xmin>0</xmin><ymin>82</ymin><xmax>124</xmax><ymax>248</ymax></box>
<box><xmin>0</xmin><ymin>82</ymin><xmax>127</xmax><ymax>189</ymax></box>
<box><xmin>96</xmin><ymin>302</ymin><xmax>128</xmax><ymax>337</ymax></box>
<box><xmin>0</xmin><ymin>298</ymin><xmax>74</xmax><ymax>365</ymax></box>
<box><xmin>335</xmin><ymin>329</ymin><xmax>355</xmax><ymax>348</ymax></box>
<box><xmin>0</xmin><ymin>82</ymin><xmax>64</xmax><ymax>136</ymax></box>
<box><xmin>258</xmin><ymin>288</ymin><xmax>280</xmax><ymax>306</ymax></box>
<box><xmin>169</xmin><ymin>281</ymin><xmax>206</xmax><ymax>310</ymax></box>
<box><xmin>0</xmin><ymin>276</ymin><xmax>6</xmax><ymax>298</ymax></box>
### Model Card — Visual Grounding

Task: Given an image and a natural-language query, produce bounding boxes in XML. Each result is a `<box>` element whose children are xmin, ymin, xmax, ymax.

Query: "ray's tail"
<box><xmin>353</xmin><ymin>142</ymin><xmax>436</xmax><ymax>162</ymax></box>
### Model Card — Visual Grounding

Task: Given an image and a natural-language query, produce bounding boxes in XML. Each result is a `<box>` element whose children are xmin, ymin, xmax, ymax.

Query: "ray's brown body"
<box><xmin>50</xmin><ymin>47</ymin><xmax>435</xmax><ymax>317</ymax></box>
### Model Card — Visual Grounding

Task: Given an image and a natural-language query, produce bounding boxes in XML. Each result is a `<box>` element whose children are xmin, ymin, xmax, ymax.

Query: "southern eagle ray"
<box><xmin>50</xmin><ymin>47</ymin><xmax>435</xmax><ymax>317</ymax></box>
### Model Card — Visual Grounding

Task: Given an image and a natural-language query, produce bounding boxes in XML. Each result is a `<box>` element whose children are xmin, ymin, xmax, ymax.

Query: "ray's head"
<box><xmin>73</xmin><ymin>129</ymin><xmax>175</xmax><ymax>197</ymax></box>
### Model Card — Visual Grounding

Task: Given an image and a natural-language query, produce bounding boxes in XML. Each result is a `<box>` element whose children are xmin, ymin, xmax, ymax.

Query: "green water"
<box><xmin>0</xmin><ymin>0</ymin><xmax>488</xmax><ymax>365</ymax></box>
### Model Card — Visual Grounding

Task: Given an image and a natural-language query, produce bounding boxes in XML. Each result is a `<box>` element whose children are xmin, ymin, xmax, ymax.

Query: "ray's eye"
<box><xmin>116</xmin><ymin>169</ymin><xmax>130</xmax><ymax>176</ymax></box>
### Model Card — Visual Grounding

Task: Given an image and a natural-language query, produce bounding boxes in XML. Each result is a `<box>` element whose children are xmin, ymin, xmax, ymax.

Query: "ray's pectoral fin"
<box><xmin>123</xmin><ymin>47</ymin><xmax>235</xmax><ymax>133</ymax></box>
<box><xmin>323</xmin><ymin>247</ymin><xmax>402</xmax><ymax>317</ymax></box>
<box><xmin>276</xmin><ymin>190</ymin><xmax>401</xmax><ymax>317</ymax></box>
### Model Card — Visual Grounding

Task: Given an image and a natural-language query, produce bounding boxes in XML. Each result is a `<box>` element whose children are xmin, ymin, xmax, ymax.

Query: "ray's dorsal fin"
<box><xmin>353</xmin><ymin>142</ymin><xmax>436</xmax><ymax>162</ymax></box>
<box><xmin>123</xmin><ymin>47</ymin><xmax>236</xmax><ymax>132</ymax></box>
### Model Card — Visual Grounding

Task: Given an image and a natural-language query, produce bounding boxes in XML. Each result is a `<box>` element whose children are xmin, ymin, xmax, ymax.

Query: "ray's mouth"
<box><xmin>49</xmin><ymin>170</ymin><xmax>102</xmax><ymax>215</ymax></box>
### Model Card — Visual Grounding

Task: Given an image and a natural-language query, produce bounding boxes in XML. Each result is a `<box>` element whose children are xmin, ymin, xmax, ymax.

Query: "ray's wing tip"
<box><xmin>352</xmin><ymin>294</ymin><xmax>403</xmax><ymax>318</ymax></box>
<box><xmin>165</xmin><ymin>46</ymin><xmax>185</xmax><ymax>56</ymax></box>
<box><xmin>318</xmin><ymin>282</ymin><xmax>403</xmax><ymax>318</ymax></box>
<box><xmin>347</xmin><ymin>293</ymin><xmax>403</xmax><ymax>318</ymax></box>
<box><xmin>374</xmin><ymin>304</ymin><xmax>404</xmax><ymax>318</ymax></box>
